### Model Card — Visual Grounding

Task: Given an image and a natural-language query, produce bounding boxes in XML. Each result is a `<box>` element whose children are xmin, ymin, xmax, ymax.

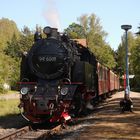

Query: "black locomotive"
<box><xmin>19</xmin><ymin>26</ymin><xmax>119</xmax><ymax>123</ymax></box>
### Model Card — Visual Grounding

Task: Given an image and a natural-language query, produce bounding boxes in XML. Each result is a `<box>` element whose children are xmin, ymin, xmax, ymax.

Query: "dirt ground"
<box><xmin>70</xmin><ymin>91</ymin><xmax>140</xmax><ymax>140</ymax></box>
<box><xmin>49</xmin><ymin>91</ymin><xmax>140</xmax><ymax>140</ymax></box>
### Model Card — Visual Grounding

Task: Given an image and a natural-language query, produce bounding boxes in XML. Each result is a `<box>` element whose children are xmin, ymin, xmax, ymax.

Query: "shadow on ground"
<box><xmin>0</xmin><ymin>114</ymin><xmax>28</xmax><ymax>129</ymax></box>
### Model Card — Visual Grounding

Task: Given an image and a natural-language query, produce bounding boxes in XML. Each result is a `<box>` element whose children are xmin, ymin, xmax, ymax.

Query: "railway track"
<box><xmin>0</xmin><ymin>93</ymin><xmax>121</xmax><ymax>140</ymax></box>
<box><xmin>0</xmin><ymin>124</ymin><xmax>62</xmax><ymax>140</ymax></box>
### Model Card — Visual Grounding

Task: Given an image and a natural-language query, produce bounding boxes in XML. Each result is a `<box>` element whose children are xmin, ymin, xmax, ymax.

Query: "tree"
<box><xmin>3</xmin><ymin>25</ymin><xmax>34</xmax><ymax>92</ymax></box>
<box><xmin>4</xmin><ymin>26</ymin><xmax>34</xmax><ymax>59</ymax></box>
<box><xmin>64</xmin><ymin>23</ymin><xmax>85</xmax><ymax>39</ymax></box>
<box><xmin>116</xmin><ymin>32</ymin><xmax>135</xmax><ymax>75</ymax></box>
<box><xmin>4</xmin><ymin>34</ymin><xmax>20</xmax><ymax>59</ymax></box>
<box><xmin>78</xmin><ymin>14</ymin><xmax>107</xmax><ymax>49</ymax></box>
<box><xmin>116</xmin><ymin>31</ymin><xmax>140</xmax><ymax>89</ymax></box>
<box><xmin>19</xmin><ymin>34</ymin><xmax>34</xmax><ymax>53</ymax></box>
<box><xmin>22</xmin><ymin>26</ymin><xmax>32</xmax><ymax>36</ymax></box>
<box><xmin>130</xmin><ymin>36</ymin><xmax>140</xmax><ymax>89</ymax></box>
<box><xmin>0</xmin><ymin>53</ymin><xmax>19</xmax><ymax>93</ymax></box>
<box><xmin>0</xmin><ymin>18</ymin><xmax>20</xmax><ymax>51</ymax></box>
<box><xmin>0</xmin><ymin>18</ymin><xmax>20</xmax><ymax>92</ymax></box>
<box><xmin>95</xmin><ymin>44</ymin><xmax>116</xmax><ymax>69</ymax></box>
<box><xmin>131</xmin><ymin>37</ymin><xmax>140</xmax><ymax>74</ymax></box>
<box><xmin>64</xmin><ymin>13</ymin><xmax>115</xmax><ymax>69</ymax></box>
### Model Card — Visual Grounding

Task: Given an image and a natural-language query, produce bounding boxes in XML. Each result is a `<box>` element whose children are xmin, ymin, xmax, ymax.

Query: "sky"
<box><xmin>0</xmin><ymin>0</ymin><xmax>140</xmax><ymax>50</ymax></box>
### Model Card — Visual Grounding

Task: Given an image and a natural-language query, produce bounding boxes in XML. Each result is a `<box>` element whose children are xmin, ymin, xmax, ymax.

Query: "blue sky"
<box><xmin>0</xmin><ymin>0</ymin><xmax>139</xmax><ymax>50</ymax></box>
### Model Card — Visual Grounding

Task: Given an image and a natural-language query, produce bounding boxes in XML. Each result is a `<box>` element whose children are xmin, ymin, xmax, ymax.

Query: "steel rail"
<box><xmin>0</xmin><ymin>124</ymin><xmax>62</xmax><ymax>140</ymax></box>
<box><xmin>0</xmin><ymin>126</ymin><xmax>29</xmax><ymax>140</ymax></box>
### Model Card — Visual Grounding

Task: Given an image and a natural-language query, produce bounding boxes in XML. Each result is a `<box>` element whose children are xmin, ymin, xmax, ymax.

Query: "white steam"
<box><xmin>43</xmin><ymin>0</ymin><xmax>61</xmax><ymax>30</ymax></box>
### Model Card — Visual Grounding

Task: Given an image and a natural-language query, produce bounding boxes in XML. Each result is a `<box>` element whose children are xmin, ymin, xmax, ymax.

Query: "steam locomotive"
<box><xmin>18</xmin><ymin>26</ymin><xmax>120</xmax><ymax>124</ymax></box>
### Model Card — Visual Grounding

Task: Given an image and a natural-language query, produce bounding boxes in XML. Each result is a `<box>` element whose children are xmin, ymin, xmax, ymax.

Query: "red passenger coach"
<box><xmin>109</xmin><ymin>70</ymin><xmax>120</xmax><ymax>93</ymax></box>
<box><xmin>97</xmin><ymin>62</ymin><xmax>120</xmax><ymax>98</ymax></box>
<box><xmin>115</xmin><ymin>74</ymin><xmax>120</xmax><ymax>90</ymax></box>
<box><xmin>109</xmin><ymin>70</ymin><xmax>115</xmax><ymax>92</ymax></box>
<box><xmin>97</xmin><ymin>62</ymin><xmax>109</xmax><ymax>96</ymax></box>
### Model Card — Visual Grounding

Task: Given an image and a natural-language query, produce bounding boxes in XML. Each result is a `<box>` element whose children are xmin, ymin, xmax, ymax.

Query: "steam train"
<box><xmin>18</xmin><ymin>26</ymin><xmax>120</xmax><ymax>124</ymax></box>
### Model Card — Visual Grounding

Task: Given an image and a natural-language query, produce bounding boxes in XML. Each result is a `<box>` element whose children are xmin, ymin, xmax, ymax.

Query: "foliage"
<box><xmin>20</xmin><ymin>26</ymin><xmax>34</xmax><ymax>52</ymax></box>
<box><xmin>0</xmin><ymin>22</ymin><xmax>34</xmax><ymax>93</ymax></box>
<box><xmin>4</xmin><ymin>34</ymin><xmax>20</xmax><ymax>58</ymax></box>
<box><xmin>22</xmin><ymin>25</ymin><xmax>32</xmax><ymax>36</ymax></box>
<box><xmin>4</xmin><ymin>26</ymin><xmax>34</xmax><ymax>59</ymax></box>
<box><xmin>77</xmin><ymin>14</ymin><xmax>107</xmax><ymax>48</ymax></box>
<box><xmin>0</xmin><ymin>18</ymin><xmax>21</xmax><ymax>92</ymax></box>
<box><xmin>3</xmin><ymin>26</ymin><xmax>34</xmax><ymax>91</ymax></box>
<box><xmin>94</xmin><ymin>44</ymin><xmax>116</xmax><ymax>69</ymax></box>
<box><xmin>0</xmin><ymin>18</ymin><xmax>20</xmax><ymax>51</ymax></box>
<box><xmin>130</xmin><ymin>36</ymin><xmax>140</xmax><ymax>89</ymax></box>
<box><xmin>116</xmin><ymin>32</ymin><xmax>135</xmax><ymax>75</ymax></box>
<box><xmin>130</xmin><ymin>36</ymin><xmax>140</xmax><ymax>75</ymax></box>
<box><xmin>65</xmin><ymin>13</ymin><xmax>116</xmax><ymax>69</ymax></box>
<box><xmin>0</xmin><ymin>53</ymin><xmax>19</xmax><ymax>92</ymax></box>
<box><xmin>116</xmin><ymin>31</ymin><xmax>140</xmax><ymax>89</ymax></box>
<box><xmin>18</xmin><ymin>34</ymin><xmax>34</xmax><ymax>53</ymax></box>
<box><xmin>64</xmin><ymin>23</ymin><xmax>85</xmax><ymax>39</ymax></box>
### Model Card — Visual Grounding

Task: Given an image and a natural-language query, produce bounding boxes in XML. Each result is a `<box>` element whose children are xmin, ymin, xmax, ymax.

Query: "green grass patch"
<box><xmin>0</xmin><ymin>90</ymin><xmax>19</xmax><ymax>95</ymax></box>
<box><xmin>7</xmin><ymin>90</ymin><xmax>19</xmax><ymax>94</ymax></box>
<box><xmin>0</xmin><ymin>99</ymin><xmax>20</xmax><ymax>117</ymax></box>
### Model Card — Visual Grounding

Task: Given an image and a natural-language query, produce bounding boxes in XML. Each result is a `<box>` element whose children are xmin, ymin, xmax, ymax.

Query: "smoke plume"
<box><xmin>43</xmin><ymin>0</ymin><xmax>61</xmax><ymax>30</ymax></box>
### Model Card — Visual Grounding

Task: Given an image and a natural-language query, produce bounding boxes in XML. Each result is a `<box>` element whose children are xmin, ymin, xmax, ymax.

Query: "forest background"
<box><xmin>0</xmin><ymin>13</ymin><xmax>140</xmax><ymax>93</ymax></box>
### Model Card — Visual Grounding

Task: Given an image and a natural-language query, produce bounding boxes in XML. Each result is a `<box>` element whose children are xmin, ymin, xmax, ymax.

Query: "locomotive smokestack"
<box><xmin>43</xmin><ymin>26</ymin><xmax>58</xmax><ymax>39</ymax></box>
<box><xmin>51</xmin><ymin>28</ymin><xmax>58</xmax><ymax>39</ymax></box>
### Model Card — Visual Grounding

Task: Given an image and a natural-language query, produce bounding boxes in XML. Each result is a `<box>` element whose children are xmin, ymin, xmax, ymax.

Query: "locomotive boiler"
<box><xmin>18</xmin><ymin>26</ymin><xmax>119</xmax><ymax>124</ymax></box>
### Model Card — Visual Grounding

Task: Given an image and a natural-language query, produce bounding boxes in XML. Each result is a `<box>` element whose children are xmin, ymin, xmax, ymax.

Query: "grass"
<box><xmin>0</xmin><ymin>99</ymin><xmax>20</xmax><ymax>117</ymax></box>
<box><xmin>7</xmin><ymin>90</ymin><xmax>19</xmax><ymax>94</ymax></box>
<box><xmin>0</xmin><ymin>90</ymin><xmax>19</xmax><ymax>95</ymax></box>
<box><xmin>131</xmin><ymin>88</ymin><xmax>140</xmax><ymax>92</ymax></box>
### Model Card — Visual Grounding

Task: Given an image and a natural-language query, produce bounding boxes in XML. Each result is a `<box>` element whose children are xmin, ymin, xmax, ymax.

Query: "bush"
<box><xmin>0</xmin><ymin>83</ymin><xmax>10</xmax><ymax>94</ymax></box>
<box><xmin>130</xmin><ymin>75</ymin><xmax>140</xmax><ymax>92</ymax></box>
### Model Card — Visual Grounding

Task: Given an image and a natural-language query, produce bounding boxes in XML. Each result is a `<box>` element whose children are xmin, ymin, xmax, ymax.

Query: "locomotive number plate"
<box><xmin>38</xmin><ymin>56</ymin><xmax>56</xmax><ymax>62</ymax></box>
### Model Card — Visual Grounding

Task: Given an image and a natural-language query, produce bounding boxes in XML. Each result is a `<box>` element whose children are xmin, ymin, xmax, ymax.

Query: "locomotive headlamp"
<box><xmin>61</xmin><ymin>87</ymin><xmax>68</xmax><ymax>96</ymax></box>
<box><xmin>58</xmin><ymin>85</ymin><xmax>61</xmax><ymax>90</ymax></box>
<box><xmin>20</xmin><ymin>87</ymin><xmax>29</xmax><ymax>95</ymax></box>
<box><xmin>43</xmin><ymin>26</ymin><xmax>51</xmax><ymax>35</ymax></box>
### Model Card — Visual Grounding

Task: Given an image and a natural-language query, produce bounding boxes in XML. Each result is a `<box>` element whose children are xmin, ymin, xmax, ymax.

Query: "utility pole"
<box><xmin>120</xmin><ymin>25</ymin><xmax>133</xmax><ymax>112</ymax></box>
<box><xmin>121</xmin><ymin>25</ymin><xmax>132</xmax><ymax>97</ymax></box>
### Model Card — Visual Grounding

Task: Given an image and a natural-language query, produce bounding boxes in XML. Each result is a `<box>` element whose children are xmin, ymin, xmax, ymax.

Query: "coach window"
<box><xmin>105</xmin><ymin>69</ymin><xmax>107</xmax><ymax>80</ymax></box>
<box><xmin>106</xmin><ymin>69</ymin><xmax>108</xmax><ymax>80</ymax></box>
<box><xmin>102</xmin><ymin>67</ymin><xmax>104</xmax><ymax>80</ymax></box>
<box><xmin>103</xmin><ymin>68</ymin><xmax>104</xmax><ymax>80</ymax></box>
<box><xmin>100</xmin><ymin>66</ymin><xmax>102</xmax><ymax>80</ymax></box>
